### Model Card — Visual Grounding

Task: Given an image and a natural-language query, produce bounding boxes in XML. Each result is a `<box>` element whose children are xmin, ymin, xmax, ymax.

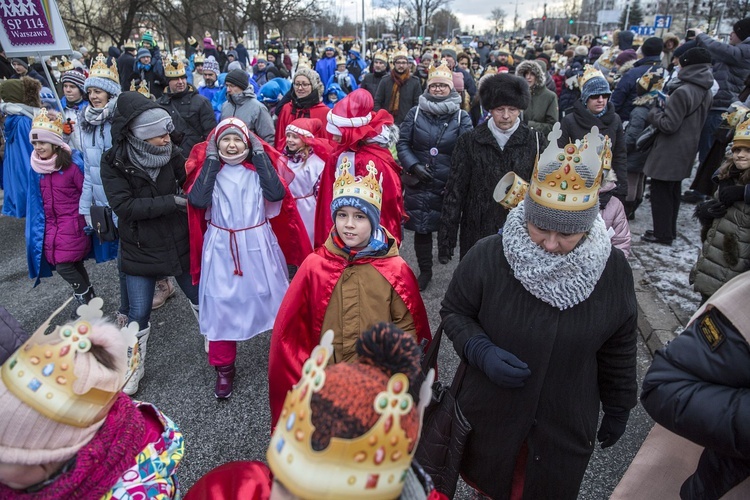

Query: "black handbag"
<box><xmin>89</xmin><ymin>205</ymin><xmax>118</xmax><ymax>243</ymax></box>
<box><xmin>635</xmin><ymin>124</ymin><xmax>659</xmax><ymax>152</ymax></box>
<box><xmin>414</xmin><ymin>323</ymin><xmax>472</xmax><ymax>498</ymax></box>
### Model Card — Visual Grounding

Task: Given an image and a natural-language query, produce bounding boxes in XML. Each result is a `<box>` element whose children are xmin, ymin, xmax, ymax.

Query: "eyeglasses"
<box><xmin>429</xmin><ymin>83</ymin><xmax>450</xmax><ymax>89</ymax></box>
<box><xmin>294</xmin><ymin>82</ymin><xmax>312</xmax><ymax>88</ymax></box>
<box><xmin>394</xmin><ymin>60</ymin><xmax>409</xmax><ymax>65</ymax></box>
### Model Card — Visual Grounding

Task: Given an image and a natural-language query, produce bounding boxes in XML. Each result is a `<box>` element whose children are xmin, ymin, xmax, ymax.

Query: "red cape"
<box><xmin>184</xmin><ymin>461</ymin><xmax>271</xmax><ymax>500</ymax></box>
<box><xmin>267</xmin><ymin>242</ymin><xmax>431</xmax><ymax>426</ymax></box>
<box><xmin>313</xmin><ymin>143</ymin><xmax>403</xmax><ymax>248</ymax></box>
<box><xmin>274</xmin><ymin>101</ymin><xmax>332</xmax><ymax>152</ymax></box>
<box><xmin>185</xmin><ymin>140</ymin><xmax>312</xmax><ymax>285</ymax></box>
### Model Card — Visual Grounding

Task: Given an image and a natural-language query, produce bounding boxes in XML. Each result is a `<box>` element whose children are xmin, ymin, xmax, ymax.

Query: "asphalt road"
<box><xmin>0</xmin><ymin>211</ymin><xmax>654</xmax><ymax>498</ymax></box>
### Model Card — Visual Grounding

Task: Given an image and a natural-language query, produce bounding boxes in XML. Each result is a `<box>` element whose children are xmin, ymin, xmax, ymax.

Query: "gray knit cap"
<box><xmin>129</xmin><ymin>107</ymin><xmax>174</xmax><ymax>140</ymax></box>
<box><xmin>524</xmin><ymin>196</ymin><xmax>599</xmax><ymax>234</ymax></box>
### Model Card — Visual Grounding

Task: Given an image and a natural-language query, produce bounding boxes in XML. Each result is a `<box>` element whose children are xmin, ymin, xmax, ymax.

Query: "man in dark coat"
<box><xmin>360</xmin><ymin>52</ymin><xmax>389</xmax><ymax>98</ymax></box>
<box><xmin>373</xmin><ymin>51</ymin><xmax>421</xmax><ymax>125</ymax></box>
<box><xmin>438</xmin><ymin>73</ymin><xmax>547</xmax><ymax>261</ymax></box>
<box><xmin>611</xmin><ymin>37</ymin><xmax>663</xmax><ymax>121</ymax></box>
<box><xmin>158</xmin><ymin>58</ymin><xmax>216</xmax><ymax>157</ymax></box>
<box><xmin>0</xmin><ymin>46</ymin><xmax>15</xmax><ymax>80</ymax></box>
<box><xmin>117</xmin><ymin>41</ymin><xmax>137</xmax><ymax>91</ymax></box>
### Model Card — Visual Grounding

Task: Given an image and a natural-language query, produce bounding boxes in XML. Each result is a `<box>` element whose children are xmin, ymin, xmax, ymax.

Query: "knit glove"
<box><xmin>464</xmin><ymin>334</ymin><xmax>531</xmax><ymax>388</ymax></box>
<box><xmin>63</xmin><ymin>119</ymin><xmax>75</xmax><ymax>135</ymax></box>
<box><xmin>247</xmin><ymin>132</ymin><xmax>266</xmax><ymax>156</ymax></box>
<box><xmin>597</xmin><ymin>406</ymin><xmax>630</xmax><ymax>449</ymax></box>
<box><xmin>718</xmin><ymin>185</ymin><xmax>746</xmax><ymax>205</ymax></box>
<box><xmin>206</xmin><ymin>134</ymin><xmax>219</xmax><ymax>160</ymax></box>
<box><xmin>694</xmin><ymin>199</ymin><xmax>728</xmax><ymax>227</ymax></box>
<box><xmin>438</xmin><ymin>246</ymin><xmax>452</xmax><ymax>264</ymax></box>
<box><xmin>411</xmin><ymin>163</ymin><xmax>434</xmax><ymax>183</ymax></box>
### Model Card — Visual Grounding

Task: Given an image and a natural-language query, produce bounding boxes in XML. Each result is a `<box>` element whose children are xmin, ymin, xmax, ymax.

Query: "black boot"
<box><xmin>623</xmin><ymin>201</ymin><xmax>636</xmax><ymax>221</ymax></box>
<box><xmin>414</xmin><ymin>233</ymin><xmax>433</xmax><ymax>291</ymax></box>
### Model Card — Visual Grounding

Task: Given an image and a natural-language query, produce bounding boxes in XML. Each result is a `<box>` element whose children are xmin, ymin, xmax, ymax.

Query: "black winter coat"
<box><xmin>157</xmin><ymin>86</ymin><xmax>217</xmax><ymax>158</ymax></box>
<box><xmin>441</xmin><ymin>235</ymin><xmax>638</xmax><ymax>499</ymax></box>
<box><xmin>101</xmin><ymin>92</ymin><xmax>190</xmax><ymax>277</ymax></box>
<box><xmin>559</xmin><ymin>100</ymin><xmax>628</xmax><ymax>199</ymax></box>
<box><xmin>360</xmin><ymin>72</ymin><xmax>386</xmax><ymax>98</ymax></box>
<box><xmin>117</xmin><ymin>52</ymin><xmax>135</xmax><ymax>92</ymax></box>
<box><xmin>373</xmin><ymin>74</ymin><xmax>422</xmax><ymax>124</ymax></box>
<box><xmin>641</xmin><ymin>308</ymin><xmax>750</xmax><ymax>499</ymax></box>
<box><xmin>397</xmin><ymin>97</ymin><xmax>473</xmax><ymax>233</ymax></box>
<box><xmin>438</xmin><ymin>121</ymin><xmax>546</xmax><ymax>259</ymax></box>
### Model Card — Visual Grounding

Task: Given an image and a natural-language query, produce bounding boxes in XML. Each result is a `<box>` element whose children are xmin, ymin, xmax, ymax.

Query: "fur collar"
<box><xmin>502</xmin><ymin>201</ymin><xmax>612</xmax><ymax>310</ymax></box>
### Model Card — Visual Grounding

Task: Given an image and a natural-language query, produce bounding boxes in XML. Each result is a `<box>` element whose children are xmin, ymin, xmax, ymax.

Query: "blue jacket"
<box><xmin>611</xmin><ymin>55</ymin><xmax>662</xmax><ymax>121</ymax></box>
<box><xmin>324</xmin><ymin>83</ymin><xmax>346</xmax><ymax>108</ymax></box>
<box><xmin>315</xmin><ymin>55</ymin><xmax>338</xmax><ymax>88</ymax></box>
<box><xmin>1</xmin><ymin>114</ymin><xmax>33</xmax><ymax>218</ymax></box>
<box><xmin>325</xmin><ymin>71</ymin><xmax>359</xmax><ymax>94</ymax></box>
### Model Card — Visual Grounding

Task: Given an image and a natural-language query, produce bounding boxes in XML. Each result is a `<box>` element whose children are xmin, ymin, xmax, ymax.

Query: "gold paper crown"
<box><xmin>529</xmin><ymin>123</ymin><xmax>606</xmax><ymax>211</ymax></box>
<box><xmin>578</xmin><ymin>64</ymin><xmax>605</xmax><ymax>88</ymax></box>
<box><xmin>600</xmin><ymin>136</ymin><xmax>613</xmax><ymax>171</ymax></box>
<box><xmin>89</xmin><ymin>53</ymin><xmax>119</xmax><ymax>83</ymax></box>
<box><xmin>123</xmin><ymin>39</ymin><xmax>137</xmax><ymax>50</ymax></box>
<box><xmin>428</xmin><ymin>62</ymin><xmax>452</xmax><ymax>82</ymax></box>
<box><xmin>1</xmin><ymin>298</ymin><xmax>138</xmax><ymax>428</ymax></box>
<box><xmin>257</xmin><ymin>50</ymin><xmax>267</xmax><ymax>61</ymax></box>
<box><xmin>392</xmin><ymin>45</ymin><xmax>409</xmax><ymax>60</ymax></box>
<box><xmin>193</xmin><ymin>52</ymin><xmax>205</xmax><ymax>64</ymax></box>
<box><xmin>164</xmin><ymin>55</ymin><xmax>186</xmax><ymax>78</ymax></box>
<box><xmin>733</xmin><ymin>117</ymin><xmax>750</xmax><ymax>144</ymax></box>
<box><xmin>335</xmin><ymin>54</ymin><xmax>347</xmax><ymax>66</ymax></box>
<box><xmin>722</xmin><ymin>102</ymin><xmax>750</xmax><ymax>127</ymax></box>
<box><xmin>57</xmin><ymin>56</ymin><xmax>74</xmax><ymax>73</ymax></box>
<box><xmin>483</xmin><ymin>65</ymin><xmax>498</xmax><ymax>76</ymax></box>
<box><xmin>31</xmin><ymin>108</ymin><xmax>64</xmax><ymax>136</ymax></box>
<box><xmin>350</xmin><ymin>44</ymin><xmax>361</xmax><ymax>53</ymax></box>
<box><xmin>372</xmin><ymin>50</ymin><xmax>387</xmax><ymax>62</ymax></box>
<box><xmin>187</xmin><ymin>35</ymin><xmax>197</xmax><ymax>46</ymax></box>
<box><xmin>130</xmin><ymin>79</ymin><xmax>151</xmax><ymax>98</ymax></box>
<box><xmin>297</xmin><ymin>54</ymin><xmax>311</xmax><ymax>69</ymax></box>
<box><xmin>568</xmin><ymin>34</ymin><xmax>580</xmax><ymax>45</ymax></box>
<box><xmin>333</xmin><ymin>158</ymin><xmax>383</xmax><ymax>211</ymax></box>
<box><xmin>204</xmin><ymin>31</ymin><xmax>212</xmax><ymax>38</ymax></box>
<box><xmin>269</xmin><ymin>29</ymin><xmax>281</xmax><ymax>39</ymax></box>
<box><xmin>267</xmin><ymin>331</ymin><xmax>432</xmax><ymax>499</ymax></box>
<box><xmin>637</xmin><ymin>67</ymin><xmax>665</xmax><ymax>92</ymax></box>
<box><xmin>493</xmin><ymin>171</ymin><xmax>529</xmax><ymax>209</ymax></box>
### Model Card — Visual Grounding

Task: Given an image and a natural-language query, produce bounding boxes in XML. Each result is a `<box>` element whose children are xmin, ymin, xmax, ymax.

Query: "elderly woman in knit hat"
<box><xmin>397</xmin><ymin>61</ymin><xmax>473</xmax><ymax>291</ymax></box>
<box><xmin>101</xmin><ymin>92</ymin><xmax>200</xmax><ymax>395</ymax></box>
<box><xmin>441</xmin><ymin>124</ymin><xmax>637</xmax><ymax>499</ymax></box>
<box><xmin>274</xmin><ymin>66</ymin><xmax>331</xmax><ymax>151</ymax></box>
<box><xmin>439</xmin><ymin>73</ymin><xmax>547</xmax><ymax>261</ymax></box>
<box><xmin>0</xmin><ymin>299</ymin><xmax>183</xmax><ymax>497</ymax></box>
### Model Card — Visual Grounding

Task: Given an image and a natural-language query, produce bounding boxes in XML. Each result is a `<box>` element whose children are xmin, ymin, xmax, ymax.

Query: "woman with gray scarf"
<box><xmin>101</xmin><ymin>91</ymin><xmax>199</xmax><ymax>395</ymax></box>
<box><xmin>397</xmin><ymin>62</ymin><xmax>473</xmax><ymax>290</ymax></box>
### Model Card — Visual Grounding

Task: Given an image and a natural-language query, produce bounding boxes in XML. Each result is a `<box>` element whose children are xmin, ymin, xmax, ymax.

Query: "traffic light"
<box><xmin>569</xmin><ymin>18</ymin><xmax>574</xmax><ymax>24</ymax></box>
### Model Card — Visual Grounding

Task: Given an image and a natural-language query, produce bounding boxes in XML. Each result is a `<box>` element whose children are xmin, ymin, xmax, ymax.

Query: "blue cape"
<box><xmin>1</xmin><ymin>115</ymin><xmax>33</xmax><ymax>218</ymax></box>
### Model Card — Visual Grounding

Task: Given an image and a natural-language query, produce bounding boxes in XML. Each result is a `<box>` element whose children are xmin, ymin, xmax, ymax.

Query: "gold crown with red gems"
<box><xmin>89</xmin><ymin>53</ymin><xmax>119</xmax><ymax>83</ymax></box>
<box><xmin>529</xmin><ymin>123</ymin><xmax>606</xmax><ymax>211</ymax></box>
<box><xmin>32</xmin><ymin>108</ymin><xmax>64</xmax><ymax>136</ymax></box>
<box><xmin>1</xmin><ymin>298</ymin><xmax>139</xmax><ymax>428</ymax></box>
<box><xmin>267</xmin><ymin>331</ymin><xmax>434</xmax><ymax>499</ymax></box>
<box><xmin>333</xmin><ymin>159</ymin><xmax>383</xmax><ymax>211</ymax></box>
<box><xmin>428</xmin><ymin>61</ymin><xmax>452</xmax><ymax>81</ymax></box>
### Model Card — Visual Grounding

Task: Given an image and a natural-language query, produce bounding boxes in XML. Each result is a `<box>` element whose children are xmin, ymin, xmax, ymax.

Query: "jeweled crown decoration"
<box><xmin>297</xmin><ymin>55</ymin><xmax>311</xmax><ymax>69</ymax></box>
<box><xmin>529</xmin><ymin>123</ymin><xmax>605</xmax><ymax>211</ymax></box>
<box><xmin>32</xmin><ymin>108</ymin><xmax>64</xmax><ymax>136</ymax></box>
<box><xmin>335</xmin><ymin>54</ymin><xmax>347</xmax><ymax>66</ymax></box>
<box><xmin>89</xmin><ymin>53</ymin><xmax>119</xmax><ymax>83</ymax></box>
<box><xmin>733</xmin><ymin>117</ymin><xmax>750</xmax><ymax>143</ymax></box>
<box><xmin>578</xmin><ymin>64</ymin><xmax>605</xmax><ymax>88</ymax></box>
<box><xmin>1</xmin><ymin>299</ymin><xmax>138</xmax><ymax>428</ymax></box>
<box><xmin>372</xmin><ymin>50</ymin><xmax>387</xmax><ymax>62</ymax></box>
<box><xmin>164</xmin><ymin>56</ymin><xmax>186</xmax><ymax>78</ymax></box>
<box><xmin>428</xmin><ymin>62</ymin><xmax>452</xmax><ymax>82</ymax></box>
<box><xmin>493</xmin><ymin>171</ymin><xmax>530</xmax><ymax>209</ymax></box>
<box><xmin>130</xmin><ymin>79</ymin><xmax>151</xmax><ymax>98</ymax></box>
<box><xmin>257</xmin><ymin>50</ymin><xmax>267</xmax><ymax>61</ymax></box>
<box><xmin>193</xmin><ymin>53</ymin><xmax>205</xmax><ymax>64</ymax></box>
<box><xmin>601</xmin><ymin>136</ymin><xmax>613</xmax><ymax>172</ymax></box>
<box><xmin>392</xmin><ymin>45</ymin><xmax>409</xmax><ymax>60</ymax></box>
<box><xmin>267</xmin><ymin>331</ymin><xmax>421</xmax><ymax>499</ymax></box>
<box><xmin>333</xmin><ymin>158</ymin><xmax>383</xmax><ymax>210</ymax></box>
<box><xmin>637</xmin><ymin>68</ymin><xmax>665</xmax><ymax>93</ymax></box>
<box><xmin>723</xmin><ymin>102</ymin><xmax>750</xmax><ymax>128</ymax></box>
<box><xmin>57</xmin><ymin>56</ymin><xmax>74</xmax><ymax>73</ymax></box>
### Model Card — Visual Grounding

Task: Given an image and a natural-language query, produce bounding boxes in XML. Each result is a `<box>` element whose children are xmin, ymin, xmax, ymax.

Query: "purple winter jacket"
<box><xmin>40</xmin><ymin>164</ymin><xmax>90</xmax><ymax>265</ymax></box>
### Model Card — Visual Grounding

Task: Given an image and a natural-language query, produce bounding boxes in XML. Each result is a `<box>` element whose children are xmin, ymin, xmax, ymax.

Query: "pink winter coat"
<box><xmin>599</xmin><ymin>181</ymin><xmax>631</xmax><ymax>258</ymax></box>
<box><xmin>40</xmin><ymin>164</ymin><xmax>90</xmax><ymax>265</ymax></box>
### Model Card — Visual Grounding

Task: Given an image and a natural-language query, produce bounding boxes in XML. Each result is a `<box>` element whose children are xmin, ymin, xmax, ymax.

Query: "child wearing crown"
<box><xmin>25</xmin><ymin>109</ymin><xmax>96</xmax><ymax>309</ymax></box>
<box><xmin>268</xmin><ymin>162</ymin><xmax>431</xmax><ymax>425</ymax></box>
<box><xmin>325</xmin><ymin>55</ymin><xmax>358</xmax><ymax>95</ymax></box>
<box><xmin>0</xmin><ymin>299</ymin><xmax>184</xmax><ymax>498</ymax></box>
<box><xmin>185</xmin><ymin>118</ymin><xmax>311</xmax><ymax>399</ymax></box>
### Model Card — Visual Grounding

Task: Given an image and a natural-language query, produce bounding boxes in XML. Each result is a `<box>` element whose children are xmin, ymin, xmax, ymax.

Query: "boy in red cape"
<box><xmin>313</xmin><ymin>88</ymin><xmax>404</xmax><ymax>248</ymax></box>
<box><xmin>185</xmin><ymin>118</ymin><xmax>311</xmax><ymax>399</ymax></box>
<box><xmin>268</xmin><ymin>160</ymin><xmax>431</xmax><ymax>425</ymax></box>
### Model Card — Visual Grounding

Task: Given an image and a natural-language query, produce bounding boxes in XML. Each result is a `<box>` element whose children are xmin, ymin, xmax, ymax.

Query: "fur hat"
<box><xmin>679</xmin><ymin>47</ymin><xmax>712</xmax><ymax>67</ymax></box>
<box><xmin>202</xmin><ymin>56</ymin><xmax>220</xmax><ymax>75</ymax></box>
<box><xmin>479</xmin><ymin>73</ymin><xmax>531</xmax><ymax>111</ymax></box>
<box><xmin>734</xmin><ymin>17</ymin><xmax>750</xmax><ymax>41</ymax></box>
<box><xmin>640</xmin><ymin>37</ymin><xmax>664</xmax><ymax>57</ymax></box>
<box><xmin>225</xmin><ymin>69</ymin><xmax>249</xmax><ymax>90</ymax></box>
<box><xmin>293</xmin><ymin>67</ymin><xmax>324</xmax><ymax>100</ymax></box>
<box><xmin>0</xmin><ymin>76</ymin><xmax>41</xmax><ymax>107</ymax></box>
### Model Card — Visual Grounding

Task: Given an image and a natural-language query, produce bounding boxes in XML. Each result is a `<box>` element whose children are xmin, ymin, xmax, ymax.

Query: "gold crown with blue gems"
<box><xmin>32</xmin><ymin>108</ymin><xmax>64</xmax><ymax>136</ymax></box>
<box><xmin>1</xmin><ymin>298</ymin><xmax>138</xmax><ymax>428</ymax></box>
<box><xmin>332</xmin><ymin>158</ymin><xmax>383</xmax><ymax>211</ymax></box>
<box><xmin>267</xmin><ymin>331</ymin><xmax>434</xmax><ymax>499</ymax></box>
<box><xmin>529</xmin><ymin>123</ymin><xmax>606</xmax><ymax>211</ymax></box>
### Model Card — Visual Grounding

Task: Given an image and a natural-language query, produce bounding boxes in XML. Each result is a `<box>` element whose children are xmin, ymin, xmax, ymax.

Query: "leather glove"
<box><xmin>597</xmin><ymin>406</ymin><xmax>629</xmax><ymax>449</ymax></box>
<box><xmin>411</xmin><ymin>163</ymin><xmax>434</xmax><ymax>183</ymax></box>
<box><xmin>718</xmin><ymin>185</ymin><xmax>745</xmax><ymax>205</ymax></box>
<box><xmin>206</xmin><ymin>134</ymin><xmax>219</xmax><ymax>159</ymax></box>
<box><xmin>694</xmin><ymin>199</ymin><xmax>728</xmax><ymax>227</ymax></box>
<box><xmin>438</xmin><ymin>247</ymin><xmax>452</xmax><ymax>264</ymax></box>
<box><xmin>63</xmin><ymin>119</ymin><xmax>75</xmax><ymax>135</ymax></box>
<box><xmin>248</xmin><ymin>132</ymin><xmax>266</xmax><ymax>156</ymax></box>
<box><xmin>174</xmin><ymin>194</ymin><xmax>188</xmax><ymax>211</ymax></box>
<box><xmin>464</xmin><ymin>334</ymin><xmax>531</xmax><ymax>388</ymax></box>
<box><xmin>84</xmin><ymin>214</ymin><xmax>92</xmax><ymax>227</ymax></box>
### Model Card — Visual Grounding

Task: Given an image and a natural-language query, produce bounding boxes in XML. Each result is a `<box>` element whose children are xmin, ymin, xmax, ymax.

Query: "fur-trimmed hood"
<box><xmin>0</xmin><ymin>76</ymin><xmax>41</xmax><ymax>107</ymax></box>
<box><xmin>515</xmin><ymin>60</ymin><xmax>546</xmax><ymax>89</ymax></box>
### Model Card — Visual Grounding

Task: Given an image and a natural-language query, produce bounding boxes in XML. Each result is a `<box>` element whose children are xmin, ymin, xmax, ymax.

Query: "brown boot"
<box><xmin>152</xmin><ymin>278</ymin><xmax>175</xmax><ymax>310</ymax></box>
<box><xmin>215</xmin><ymin>364</ymin><xmax>236</xmax><ymax>399</ymax></box>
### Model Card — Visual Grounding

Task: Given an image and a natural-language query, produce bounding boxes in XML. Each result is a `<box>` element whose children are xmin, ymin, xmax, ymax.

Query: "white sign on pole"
<box><xmin>0</xmin><ymin>0</ymin><xmax>73</xmax><ymax>57</ymax></box>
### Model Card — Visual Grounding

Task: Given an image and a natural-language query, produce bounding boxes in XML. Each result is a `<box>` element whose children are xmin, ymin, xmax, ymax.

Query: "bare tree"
<box><xmin>377</xmin><ymin>0</ymin><xmax>409</xmax><ymax>38</ymax></box>
<box><xmin>60</xmin><ymin>0</ymin><xmax>152</xmax><ymax>51</ymax></box>
<box><xmin>405</xmin><ymin>0</ymin><xmax>453</xmax><ymax>38</ymax></box>
<box><xmin>431</xmin><ymin>8</ymin><xmax>461</xmax><ymax>39</ymax></box>
<box><xmin>490</xmin><ymin>7</ymin><xmax>506</xmax><ymax>34</ymax></box>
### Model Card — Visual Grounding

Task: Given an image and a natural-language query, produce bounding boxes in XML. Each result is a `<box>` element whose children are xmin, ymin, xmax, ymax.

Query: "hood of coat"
<box><xmin>228</xmin><ymin>86</ymin><xmax>258</xmax><ymax>104</ymax></box>
<box><xmin>110</xmin><ymin>91</ymin><xmax>166</xmax><ymax>146</ymax></box>
<box><xmin>515</xmin><ymin>60</ymin><xmax>546</xmax><ymax>89</ymax></box>
<box><xmin>571</xmin><ymin>99</ymin><xmax>619</xmax><ymax>128</ymax></box>
<box><xmin>675</xmin><ymin>63</ymin><xmax>714</xmax><ymax>90</ymax></box>
<box><xmin>616</xmin><ymin>59</ymin><xmax>636</xmax><ymax>77</ymax></box>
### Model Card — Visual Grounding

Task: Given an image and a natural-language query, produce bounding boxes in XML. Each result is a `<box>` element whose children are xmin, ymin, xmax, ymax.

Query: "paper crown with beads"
<box><xmin>267</xmin><ymin>330</ymin><xmax>434</xmax><ymax>500</ymax></box>
<box><xmin>297</xmin><ymin>54</ymin><xmax>311</xmax><ymax>69</ymax></box>
<box><xmin>89</xmin><ymin>53</ymin><xmax>119</xmax><ymax>83</ymax></box>
<box><xmin>723</xmin><ymin>101</ymin><xmax>750</xmax><ymax>128</ymax></box>
<box><xmin>193</xmin><ymin>52</ymin><xmax>205</xmax><ymax>64</ymax></box>
<box><xmin>333</xmin><ymin>158</ymin><xmax>383</xmax><ymax>211</ymax></box>
<box><xmin>578</xmin><ymin>64</ymin><xmax>606</xmax><ymax>89</ymax></box>
<box><xmin>335</xmin><ymin>54</ymin><xmax>347</xmax><ymax>66</ymax></box>
<box><xmin>529</xmin><ymin>123</ymin><xmax>607</xmax><ymax>211</ymax></box>
<box><xmin>57</xmin><ymin>56</ymin><xmax>74</xmax><ymax>73</ymax></box>
<box><xmin>130</xmin><ymin>79</ymin><xmax>151</xmax><ymax>98</ymax></box>
<box><xmin>164</xmin><ymin>56</ymin><xmax>186</xmax><ymax>78</ymax></box>
<box><xmin>31</xmin><ymin>108</ymin><xmax>64</xmax><ymax>136</ymax></box>
<box><xmin>1</xmin><ymin>298</ymin><xmax>138</xmax><ymax>428</ymax></box>
<box><xmin>428</xmin><ymin>61</ymin><xmax>452</xmax><ymax>81</ymax></box>
<box><xmin>392</xmin><ymin>45</ymin><xmax>409</xmax><ymax>60</ymax></box>
<box><xmin>372</xmin><ymin>50</ymin><xmax>388</xmax><ymax>62</ymax></box>
<box><xmin>733</xmin><ymin>117</ymin><xmax>750</xmax><ymax>146</ymax></box>
<box><xmin>494</xmin><ymin>171</ymin><xmax>530</xmax><ymax>210</ymax></box>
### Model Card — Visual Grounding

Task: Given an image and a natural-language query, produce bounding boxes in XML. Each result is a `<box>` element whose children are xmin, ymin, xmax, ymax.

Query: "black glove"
<box><xmin>694</xmin><ymin>199</ymin><xmax>728</xmax><ymax>227</ymax></box>
<box><xmin>718</xmin><ymin>185</ymin><xmax>746</xmax><ymax>205</ymax></box>
<box><xmin>597</xmin><ymin>406</ymin><xmax>629</xmax><ymax>449</ymax></box>
<box><xmin>438</xmin><ymin>247</ymin><xmax>452</xmax><ymax>264</ymax></box>
<box><xmin>464</xmin><ymin>334</ymin><xmax>531</xmax><ymax>388</ymax></box>
<box><xmin>411</xmin><ymin>163</ymin><xmax>434</xmax><ymax>183</ymax></box>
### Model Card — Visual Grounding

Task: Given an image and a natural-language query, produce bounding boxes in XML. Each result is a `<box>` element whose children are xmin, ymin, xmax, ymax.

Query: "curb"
<box><xmin>632</xmin><ymin>266</ymin><xmax>685</xmax><ymax>356</ymax></box>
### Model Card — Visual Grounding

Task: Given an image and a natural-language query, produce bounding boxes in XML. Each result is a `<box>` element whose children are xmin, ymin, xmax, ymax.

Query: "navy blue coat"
<box><xmin>611</xmin><ymin>56</ymin><xmax>662</xmax><ymax>121</ymax></box>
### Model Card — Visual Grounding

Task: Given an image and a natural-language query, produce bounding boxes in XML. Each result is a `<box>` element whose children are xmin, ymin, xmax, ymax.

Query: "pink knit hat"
<box><xmin>0</xmin><ymin>313</ymin><xmax>133</xmax><ymax>465</ymax></box>
<box><xmin>29</xmin><ymin>109</ymin><xmax>69</xmax><ymax>151</ymax></box>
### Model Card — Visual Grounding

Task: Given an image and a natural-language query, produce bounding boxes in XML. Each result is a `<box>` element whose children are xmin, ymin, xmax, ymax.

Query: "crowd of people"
<box><xmin>0</xmin><ymin>18</ymin><xmax>750</xmax><ymax>499</ymax></box>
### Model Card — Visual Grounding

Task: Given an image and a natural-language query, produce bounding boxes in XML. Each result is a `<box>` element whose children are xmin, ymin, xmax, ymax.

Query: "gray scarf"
<box><xmin>417</xmin><ymin>90</ymin><xmax>461</xmax><ymax>116</ymax></box>
<box><xmin>83</xmin><ymin>98</ymin><xmax>116</xmax><ymax>127</ymax></box>
<box><xmin>502</xmin><ymin>201</ymin><xmax>611</xmax><ymax>310</ymax></box>
<box><xmin>125</xmin><ymin>133</ymin><xmax>172</xmax><ymax>181</ymax></box>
